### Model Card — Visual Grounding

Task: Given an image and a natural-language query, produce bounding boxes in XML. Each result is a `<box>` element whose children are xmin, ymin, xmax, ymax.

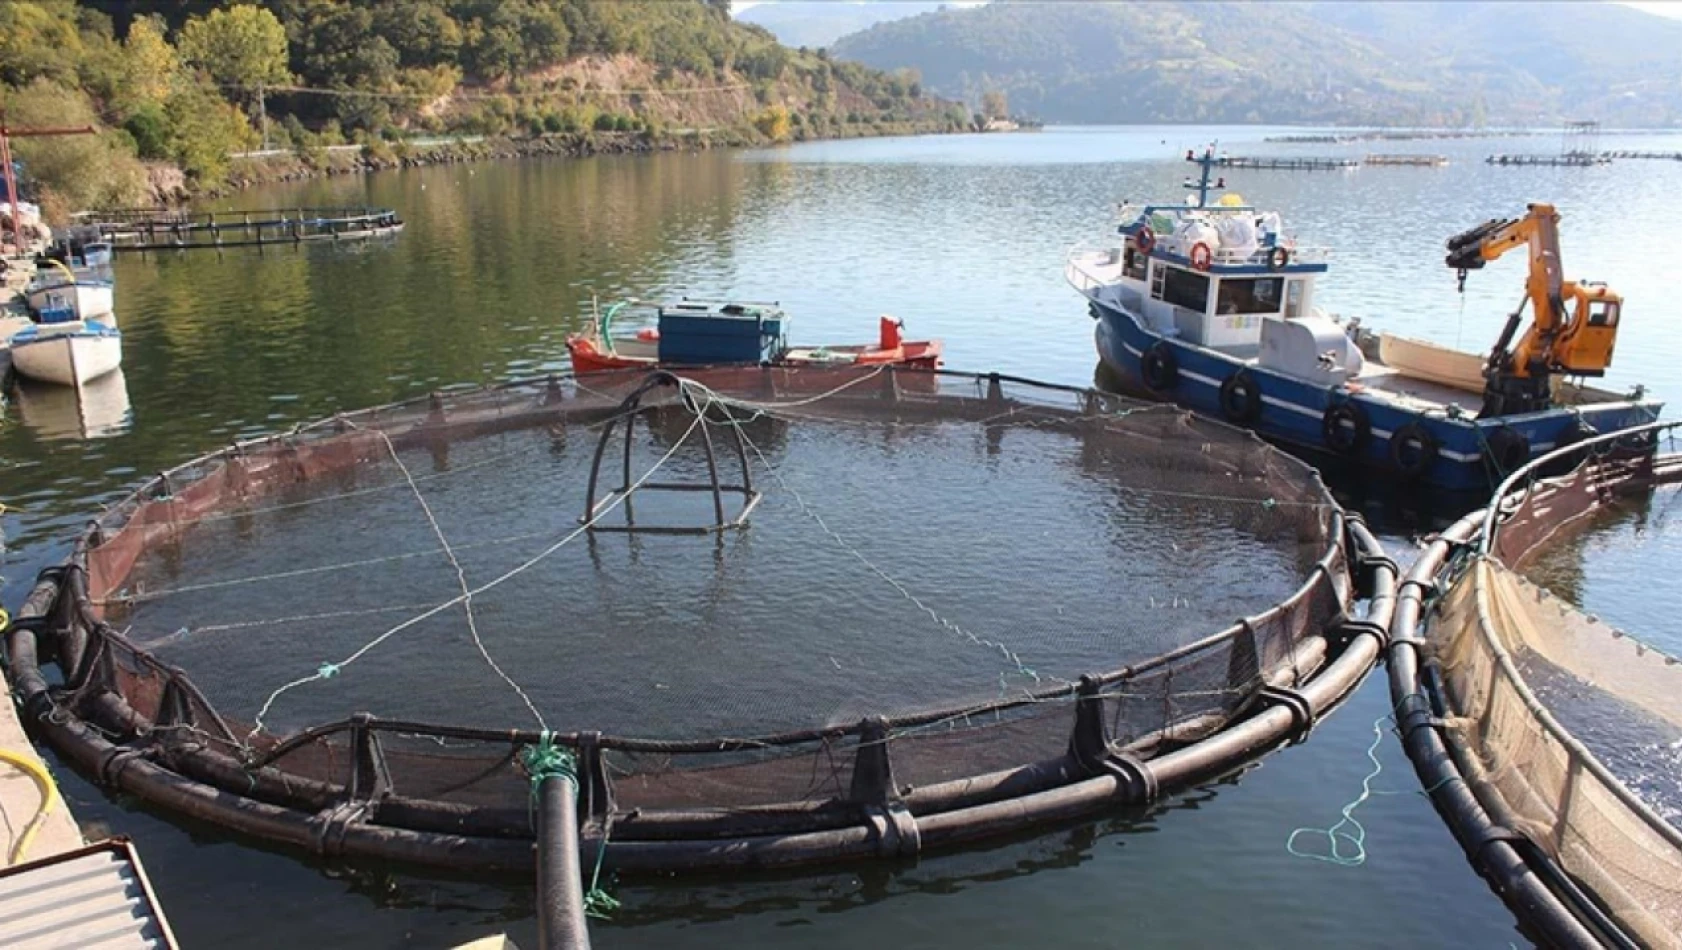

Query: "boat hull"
<box><xmin>567</xmin><ymin>336</ymin><xmax>942</xmax><ymax>375</ymax></box>
<box><xmin>9</xmin><ymin>326</ymin><xmax>123</xmax><ymax>386</ymax></box>
<box><xmin>26</xmin><ymin>281</ymin><xmax>115</xmax><ymax>321</ymax></box>
<box><xmin>1090</xmin><ymin>299</ymin><xmax>1662</xmax><ymax>493</ymax></box>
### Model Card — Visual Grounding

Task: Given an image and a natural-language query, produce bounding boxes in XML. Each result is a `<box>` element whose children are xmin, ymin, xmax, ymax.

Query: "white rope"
<box><xmin>247</xmin><ymin>409</ymin><xmax>706</xmax><ymax>741</ymax></box>
<box><xmin>682</xmin><ymin>381</ymin><xmax>1064</xmax><ymax>692</ymax></box>
<box><xmin>367</xmin><ymin>428</ymin><xmax>547</xmax><ymax>730</ymax></box>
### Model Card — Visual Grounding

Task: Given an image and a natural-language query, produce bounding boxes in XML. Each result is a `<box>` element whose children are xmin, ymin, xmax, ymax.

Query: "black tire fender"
<box><xmin>1389</xmin><ymin>421</ymin><xmax>1438</xmax><ymax>478</ymax></box>
<box><xmin>1219</xmin><ymin>369</ymin><xmax>1263</xmax><ymax>425</ymax></box>
<box><xmin>1141</xmin><ymin>341</ymin><xmax>1179</xmax><ymax>393</ymax></box>
<box><xmin>1322</xmin><ymin>401</ymin><xmax>1371</xmax><ymax>456</ymax></box>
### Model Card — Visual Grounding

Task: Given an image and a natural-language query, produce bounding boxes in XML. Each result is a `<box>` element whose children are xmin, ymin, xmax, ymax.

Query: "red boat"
<box><xmin>565</xmin><ymin>299</ymin><xmax>941</xmax><ymax>375</ymax></box>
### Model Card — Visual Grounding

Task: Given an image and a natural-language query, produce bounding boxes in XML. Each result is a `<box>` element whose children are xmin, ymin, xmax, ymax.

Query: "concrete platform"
<box><xmin>0</xmin><ymin>688</ymin><xmax>84</xmax><ymax>864</ymax></box>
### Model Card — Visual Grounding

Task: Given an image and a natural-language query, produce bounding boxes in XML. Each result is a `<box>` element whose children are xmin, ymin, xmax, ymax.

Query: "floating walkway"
<box><xmin>1485</xmin><ymin>153</ymin><xmax>1610</xmax><ymax>167</ymax></box>
<box><xmin>1210</xmin><ymin>154</ymin><xmax>1447</xmax><ymax>171</ymax></box>
<box><xmin>1362</xmin><ymin>153</ymin><xmax>1448</xmax><ymax>167</ymax></box>
<box><xmin>1601</xmin><ymin>150</ymin><xmax>1682</xmax><ymax>161</ymax></box>
<box><xmin>1215</xmin><ymin>155</ymin><xmax>1358</xmax><ymax>171</ymax></box>
<box><xmin>75</xmin><ymin>207</ymin><xmax>403</xmax><ymax>252</ymax></box>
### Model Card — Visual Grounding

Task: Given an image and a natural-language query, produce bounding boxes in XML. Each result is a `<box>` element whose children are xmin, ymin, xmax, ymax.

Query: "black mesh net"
<box><xmin>58</xmin><ymin>366</ymin><xmax>1350</xmax><ymax>833</ymax></box>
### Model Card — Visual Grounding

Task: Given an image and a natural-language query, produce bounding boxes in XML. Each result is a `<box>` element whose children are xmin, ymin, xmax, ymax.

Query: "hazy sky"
<box><xmin>733</xmin><ymin>0</ymin><xmax>1682</xmax><ymax>20</ymax></box>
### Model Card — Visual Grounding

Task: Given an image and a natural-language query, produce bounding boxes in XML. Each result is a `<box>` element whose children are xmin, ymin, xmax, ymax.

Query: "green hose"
<box><xmin>600</xmin><ymin>301</ymin><xmax>630</xmax><ymax>355</ymax></box>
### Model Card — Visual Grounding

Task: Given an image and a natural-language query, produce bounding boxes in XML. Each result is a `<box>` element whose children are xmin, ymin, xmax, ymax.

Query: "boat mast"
<box><xmin>1183</xmin><ymin>146</ymin><xmax>1225</xmax><ymax>207</ymax></box>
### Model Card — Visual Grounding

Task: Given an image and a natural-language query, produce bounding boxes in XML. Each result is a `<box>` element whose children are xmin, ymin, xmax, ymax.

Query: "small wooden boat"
<box><xmin>8</xmin><ymin>318</ymin><xmax>123</xmax><ymax>386</ymax></box>
<box><xmin>566</xmin><ymin>299</ymin><xmax>942</xmax><ymax>375</ymax></box>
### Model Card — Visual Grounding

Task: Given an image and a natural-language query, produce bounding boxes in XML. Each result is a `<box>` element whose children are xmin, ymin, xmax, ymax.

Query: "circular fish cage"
<box><xmin>7</xmin><ymin>366</ymin><xmax>1390</xmax><ymax>874</ymax></box>
<box><xmin>1390</xmin><ymin>423</ymin><xmax>1682</xmax><ymax>949</ymax></box>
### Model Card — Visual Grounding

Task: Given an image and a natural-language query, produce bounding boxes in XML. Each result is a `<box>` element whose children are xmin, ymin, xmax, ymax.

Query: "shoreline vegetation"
<box><xmin>1</xmin><ymin>1</ymin><xmax>967</xmax><ymax>217</ymax></box>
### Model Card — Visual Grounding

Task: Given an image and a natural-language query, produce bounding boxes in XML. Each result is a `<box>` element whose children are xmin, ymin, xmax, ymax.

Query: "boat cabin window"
<box><xmin>1215</xmin><ymin>277</ymin><xmax>1284</xmax><ymax>316</ymax></box>
<box><xmin>1284</xmin><ymin>279</ymin><xmax>1306</xmax><ymax>318</ymax></box>
<box><xmin>1155</xmin><ymin>266</ymin><xmax>1210</xmax><ymax>312</ymax></box>
<box><xmin>1123</xmin><ymin>246</ymin><xmax>1148</xmax><ymax>281</ymax></box>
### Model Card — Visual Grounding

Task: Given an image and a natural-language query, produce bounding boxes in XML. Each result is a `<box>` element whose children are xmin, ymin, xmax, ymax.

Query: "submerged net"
<box><xmin>1428</xmin><ymin>446</ymin><xmax>1682</xmax><ymax>949</ymax></box>
<box><xmin>41</xmin><ymin>366</ymin><xmax>1354</xmax><ymax>856</ymax></box>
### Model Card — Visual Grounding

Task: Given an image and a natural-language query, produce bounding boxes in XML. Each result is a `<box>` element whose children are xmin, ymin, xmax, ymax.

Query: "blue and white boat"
<box><xmin>25</xmin><ymin>260</ymin><xmax>114</xmax><ymax>323</ymax></box>
<box><xmin>8</xmin><ymin>312</ymin><xmax>122</xmax><ymax>386</ymax></box>
<box><xmin>1065</xmin><ymin>147</ymin><xmax>1661</xmax><ymax>493</ymax></box>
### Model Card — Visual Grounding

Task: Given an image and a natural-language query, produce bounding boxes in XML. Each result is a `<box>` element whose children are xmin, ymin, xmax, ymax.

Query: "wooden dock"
<box><xmin>76</xmin><ymin>206</ymin><xmax>404</xmax><ymax>252</ymax></box>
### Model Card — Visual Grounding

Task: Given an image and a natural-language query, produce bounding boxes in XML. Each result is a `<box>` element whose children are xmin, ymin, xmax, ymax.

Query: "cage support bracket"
<box><xmin>850</xmin><ymin>717</ymin><xmax>921</xmax><ymax>861</ymax></box>
<box><xmin>1255</xmin><ymin>685</ymin><xmax>1316</xmax><ymax>746</ymax></box>
<box><xmin>1070</xmin><ymin>675</ymin><xmax>1159</xmax><ymax>803</ymax></box>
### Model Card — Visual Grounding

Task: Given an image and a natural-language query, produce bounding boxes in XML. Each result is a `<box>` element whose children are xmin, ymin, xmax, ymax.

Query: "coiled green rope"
<box><xmin>522</xmin><ymin>733</ymin><xmax>620</xmax><ymax>919</ymax></box>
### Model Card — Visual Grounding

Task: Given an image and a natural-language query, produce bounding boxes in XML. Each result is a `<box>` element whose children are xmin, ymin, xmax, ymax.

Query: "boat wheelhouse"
<box><xmin>1066</xmin><ymin>148</ymin><xmax>1660</xmax><ymax>493</ymax></box>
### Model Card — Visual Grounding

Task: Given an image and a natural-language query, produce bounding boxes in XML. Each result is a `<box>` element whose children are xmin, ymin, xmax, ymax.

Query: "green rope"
<box><xmin>1286</xmin><ymin>711</ymin><xmax>1455</xmax><ymax>867</ymax></box>
<box><xmin>521</xmin><ymin>732</ymin><xmax>619</xmax><ymax>920</ymax></box>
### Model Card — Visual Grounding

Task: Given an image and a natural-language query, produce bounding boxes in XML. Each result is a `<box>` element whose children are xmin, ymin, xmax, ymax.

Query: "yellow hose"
<box><xmin>44</xmin><ymin>259</ymin><xmax>76</xmax><ymax>285</ymax></box>
<box><xmin>0</xmin><ymin>748</ymin><xmax>60</xmax><ymax>866</ymax></box>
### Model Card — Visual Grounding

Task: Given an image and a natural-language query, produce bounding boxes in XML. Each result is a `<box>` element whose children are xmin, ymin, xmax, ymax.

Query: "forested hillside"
<box><xmin>831</xmin><ymin>0</ymin><xmax>1682</xmax><ymax>126</ymax></box>
<box><xmin>0</xmin><ymin>0</ymin><xmax>956</xmax><ymax>216</ymax></box>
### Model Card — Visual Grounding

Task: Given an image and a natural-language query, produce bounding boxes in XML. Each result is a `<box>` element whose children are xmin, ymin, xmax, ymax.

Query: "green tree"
<box><xmin>1</xmin><ymin>80</ymin><xmax>147</xmax><ymax>220</ymax></box>
<box><xmin>164</xmin><ymin>77</ymin><xmax>256</xmax><ymax>185</ymax></box>
<box><xmin>177</xmin><ymin>6</ymin><xmax>291</xmax><ymax>93</ymax></box>
<box><xmin>753</xmin><ymin>104</ymin><xmax>791</xmax><ymax>142</ymax></box>
<box><xmin>0</xmin><ymin>2</ymin><xmax>85</xmax><ymax>87</ymax></box>
<box><xmin>981</xmin><ymin>89</ymin><xmax>1008</xmax><ymax>119</ymax></box>
<box><xmin>119</xmin><ymin>16</ymin><xmax>180</xmax><ymax>109</ymax></box>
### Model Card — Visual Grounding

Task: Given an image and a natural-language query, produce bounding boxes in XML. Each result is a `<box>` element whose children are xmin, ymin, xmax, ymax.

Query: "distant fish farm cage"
<box><xmin>1362</xmin><ymin>154</ymin><xmax>1448</xmax><ymax>167</ymax></box>
<box><xmin>1391</xmin><ymin>422</ymin><xmax>1682</xmax><ymax>949</ymax></box>
<box><xmin>5</xmin><ymin>365</ymin><xmax>1391</xmax><ymax>875</ymax></box>
<box><xmin>1484</xmin><ymin>153</ymin><xmax>1611</xmax><ymax>167</ymax></box>
<box><xmin>1214</xmin><ymin>155</ymin><xmax>1359</xmax><ymax>171</ymax></box>
<box><xmin>1601</xmin><ymin>150</ymin><xmax>1682</xmax><ymax>161</ymax></box>
<box><xmin>73</xmin><ymin>207</ymin><xmax>404</xmax><ymax>251</ymax></box>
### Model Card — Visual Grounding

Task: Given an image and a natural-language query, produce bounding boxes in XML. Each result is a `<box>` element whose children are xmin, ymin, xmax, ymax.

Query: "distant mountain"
<box><xmin>736</xmin><ymin>2</ymin><xmax>951</xmax><ymax>50</ymax></box>
<box><xmin>831</xmin><ymin>0</ymin><xmax>1682</xmax><ymax>126</ymax></box>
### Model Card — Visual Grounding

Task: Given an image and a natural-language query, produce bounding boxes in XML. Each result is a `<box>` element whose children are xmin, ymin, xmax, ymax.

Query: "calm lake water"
<box><xmin>4</xmin><ymin>125</ymin><xmax>1682</xmax><ymax>947</ymax></box>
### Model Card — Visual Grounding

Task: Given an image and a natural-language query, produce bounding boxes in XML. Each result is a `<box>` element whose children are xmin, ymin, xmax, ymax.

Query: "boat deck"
<box><xmin>1356</xmin><ymin>366</ymin><xmax>1481</xmax><ymax>416</ymax></box>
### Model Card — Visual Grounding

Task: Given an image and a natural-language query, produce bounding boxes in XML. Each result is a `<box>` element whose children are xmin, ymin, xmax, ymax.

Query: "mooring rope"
<box><xmin>248</xmin><ymin>411</ymin><xmax>706</xmax><ymax>740</ymax></box>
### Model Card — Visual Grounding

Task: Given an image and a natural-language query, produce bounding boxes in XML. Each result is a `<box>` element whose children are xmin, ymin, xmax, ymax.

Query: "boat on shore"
<box><xmin>566</xmin><ymin>298</ymin><xmax>942</xmax><ymax>375</ymax></box>
<box><xmin>1065</xmin><ymin>147</ymin><xmax>1660</xmax><ymax>493</ymax></box>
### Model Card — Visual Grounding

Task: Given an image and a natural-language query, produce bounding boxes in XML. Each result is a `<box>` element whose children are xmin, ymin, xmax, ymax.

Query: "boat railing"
<box><xmin>1064</xmin><ymin>242</ymin><xmax>1124</xmax><ymax>295</ymax></box>
<box><xmin>1150</xmin><ymin>233</ymin><xmax>1334</xmax><ymax>266</ymax></box>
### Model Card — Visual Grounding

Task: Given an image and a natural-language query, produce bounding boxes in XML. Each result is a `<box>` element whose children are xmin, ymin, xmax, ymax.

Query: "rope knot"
<box><xmin>521</xmin><ymin>730</ymin><xmax>579</xmax><ymax>792</ymax></box>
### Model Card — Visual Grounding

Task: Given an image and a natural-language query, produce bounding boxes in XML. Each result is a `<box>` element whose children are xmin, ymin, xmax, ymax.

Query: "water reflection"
<box><xmin>11</xmin><ymin>368</ymin><xmax>134</xmax><ymax>441</ymax></box>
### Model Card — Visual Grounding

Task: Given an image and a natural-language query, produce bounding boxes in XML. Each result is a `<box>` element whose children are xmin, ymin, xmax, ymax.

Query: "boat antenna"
<box><xmin>1183</xmin><ymin>144</ymin><xmax>1226</xmax><ymax>207</ymax></box>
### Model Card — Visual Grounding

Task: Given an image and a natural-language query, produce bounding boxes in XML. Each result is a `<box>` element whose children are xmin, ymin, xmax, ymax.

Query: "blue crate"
<box><xmin>658</xmin><ymin>304</ymin><xmax>786</xmax><ymax>364</ymax></box>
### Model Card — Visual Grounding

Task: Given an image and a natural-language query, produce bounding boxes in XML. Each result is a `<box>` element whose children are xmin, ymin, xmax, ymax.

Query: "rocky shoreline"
<box><xmin>208</xmin><ymin>120</ymin><xmax>953</xmax><ymax>197</ymax></box>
